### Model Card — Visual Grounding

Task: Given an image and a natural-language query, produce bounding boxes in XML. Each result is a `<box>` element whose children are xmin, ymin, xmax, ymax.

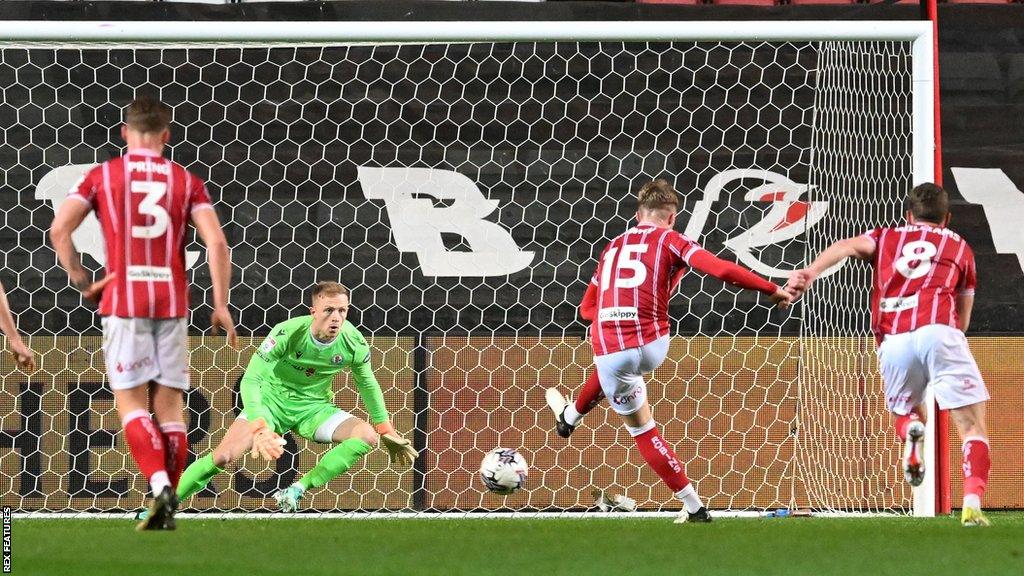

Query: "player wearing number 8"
<box><xmin>50</xmin><ymin>96</ymin><xmax>237</xmax><ymax>530</ymax></box>
<box><xmin>788</xmin><ymin>183</ymin><xmax>992</xmax><ymax>526</ymax></box>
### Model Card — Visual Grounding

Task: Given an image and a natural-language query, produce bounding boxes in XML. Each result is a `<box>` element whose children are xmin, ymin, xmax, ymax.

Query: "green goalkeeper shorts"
<box><xmin>240</xmin><ymin>389</ymin><xmax>353</xmax><ymax>443</ymax></box>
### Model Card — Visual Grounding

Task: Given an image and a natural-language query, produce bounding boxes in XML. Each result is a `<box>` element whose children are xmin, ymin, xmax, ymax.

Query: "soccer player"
<box><xmin>162</xmin><ymin>281</ymin><xmax>417</xmax><ymax>514</ymax></box>
<box><xmin>0</xmin><ymin>280</ymin><xmax>36</xmax><ymax>372</ymax></box>
<box><xmin>787</xmin><ymin>182</ymin><xmax>991</xmax><ymax>527</ymax></box>
<box><xmin>546</xmin><ymin>179</ymin><xmax>794</xmax><ymax>522</ymax></box>
<box><xmin>49</xmin><ymin>96</ymin><xmax>236</xmax><ymax>530</ymax></box>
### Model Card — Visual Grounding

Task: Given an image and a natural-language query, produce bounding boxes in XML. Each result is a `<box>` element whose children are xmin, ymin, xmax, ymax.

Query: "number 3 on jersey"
<box><xmin>131</xmin><ymin>181</ymin><xmax>169</xmax><ymax>239</ymax></box>
<box><xmin>894</xmin><ymin>240</ymin><xmax>937</xmax><ymax>279</ymax></box>
<box><xmin>600</xmin><ymin>244</ymin><xmax>649</xmax><ymax>291</ymax></box>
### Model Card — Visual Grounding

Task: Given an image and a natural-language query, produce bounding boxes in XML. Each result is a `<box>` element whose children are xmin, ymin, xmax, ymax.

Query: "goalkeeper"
<box><xmin>145</xmin><ymin>281</ymin><xmax>416</xmax><ymax>516</ymax></box>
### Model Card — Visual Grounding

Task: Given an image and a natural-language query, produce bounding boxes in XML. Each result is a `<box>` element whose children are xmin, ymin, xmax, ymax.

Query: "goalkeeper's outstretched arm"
<box><xmin>237</xmin><ymin>334</ymin><xmax>288</xmax><ymax>460</ymax></box>
<box><xmin>350</xmin><ymin>357</ymin><xmax>418</xmax><ymax>466</ymax></box>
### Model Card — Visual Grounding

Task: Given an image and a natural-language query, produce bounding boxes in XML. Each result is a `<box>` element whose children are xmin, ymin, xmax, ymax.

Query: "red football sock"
<box><xmin>632</xmin><ymin>425</ymin><xmax>690</xmax><ymax>492</ymax></box>
<box><xmin>574</xmin><ymin>370</ymin><xmax>605</xmax><ymax>416</ymax></box>
<box><xmin>160</xmin><ymin>422</ymin><xmax>189</xmax><ymax>489</ymax></box>
<box><xmin>122</xmin><ymin>409</ymin><xmax>169</xmax><ymax>493</ymax></box>
<box><xmin>962</xmin><ymin>437</ymin><xmax>990</xmax><ymax>499</ymax></box>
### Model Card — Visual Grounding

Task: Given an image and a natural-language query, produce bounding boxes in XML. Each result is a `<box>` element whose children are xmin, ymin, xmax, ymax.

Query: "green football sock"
<box><xmin>176</xmin><ymin>453</ymin><xmax>224</xmax><ymax>502</ymax></box>
<box><xmin>298</xmin><ymin>438</ymin><xmax>373</xmax><ymax>490</ymax></box>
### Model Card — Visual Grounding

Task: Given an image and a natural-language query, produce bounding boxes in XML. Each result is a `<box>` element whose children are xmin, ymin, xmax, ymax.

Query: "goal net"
<box><xmin>0</xmin><ymin>21</ymin><xmax>933</xmax><ymax>516</ymax></box>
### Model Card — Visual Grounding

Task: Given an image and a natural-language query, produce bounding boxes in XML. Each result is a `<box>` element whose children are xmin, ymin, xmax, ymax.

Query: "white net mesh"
<box><xmin>0</xmin><ymin>36</ymin><xmax>917</xmax><ymax>514</ymax></box>
<box><xmin>797</xmin><ymin>41</ymin><xmax>914</xmax><ymax>513</ymax></box>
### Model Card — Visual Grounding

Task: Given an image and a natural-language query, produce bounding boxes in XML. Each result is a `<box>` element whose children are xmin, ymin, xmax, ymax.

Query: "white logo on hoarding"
<box><xmin>358</xmin><ymin>167</ymin><xmax>534</xmax><ymax>277</ymax></box>
<box><xmin>951</xmin><ymin>167</ymin><xmax>1024</xmax><ymax>275</ymax></box>
<box><xmin>683</xmin><ymin>169</ymin><xmax>841</xmax><ymax>279</ymax></box>
<box><xmin>35</xmin><ymin>164</ymin><xmax>200</xmax><ymax>269</ymax></box>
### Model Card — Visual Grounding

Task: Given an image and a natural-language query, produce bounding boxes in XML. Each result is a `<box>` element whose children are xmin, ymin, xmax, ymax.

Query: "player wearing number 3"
<box><xmin>546</xmin><ymin>179</ymin><xmax>795</xmax><ymax>522</ymax></box>
<box><xmin>787</xmin><ymin>183</ymin><xmax>991</xmax><ymax>527</ymax></box>
<box><xmin>50</xmin><ymin>96</ymin><xmax>237</xmax><ymax>530</ymax></box>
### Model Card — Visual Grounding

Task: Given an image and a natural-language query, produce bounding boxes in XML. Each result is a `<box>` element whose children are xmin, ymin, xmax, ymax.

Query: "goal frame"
<box><xmin>0</xmin><ymin>19</ymin><xmax>938</xmax><ymax>517</ymax></box>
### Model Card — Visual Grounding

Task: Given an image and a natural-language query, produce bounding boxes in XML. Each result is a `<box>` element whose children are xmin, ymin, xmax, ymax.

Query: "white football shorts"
<box><xmin>101</xmin><ymin>316</ymin><xmax>190</xmax><ymax>391</ymax></box>
<box><xmin>877</xmin><ymin>323</ymin><xmax>988</xmax><ymax>414</ymax></box>
<box><xmin>593</xmin><ymin>336</ymin><xmax>670</xmax><ymax>416</ymax></box>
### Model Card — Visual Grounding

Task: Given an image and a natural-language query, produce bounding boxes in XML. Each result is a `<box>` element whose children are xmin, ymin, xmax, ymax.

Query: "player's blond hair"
<box><xmin>636</xmin><ymin>179</ymin><xmax>679</xmax><ymax>220</ymax></box>
<box><xmin>125</xmin><ymin>95</ymin><xmax>172</xmax><ymax>134</ymax></box>
<box><xmin>311</xmin><ymin>281</ymin><xmax>350</xmax><ymax>302</ymax></box>
<box><xmin>906</xmin><ymin>182</ymin><xmax>949</xmax><ymax>223</ymax></box>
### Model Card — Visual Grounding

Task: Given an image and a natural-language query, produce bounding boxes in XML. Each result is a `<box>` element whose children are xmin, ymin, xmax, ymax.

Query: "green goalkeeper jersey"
<box><xmin>240</xmin><ymin>316</ymin><xmax>389</xmax><ymax>425</ymax></box>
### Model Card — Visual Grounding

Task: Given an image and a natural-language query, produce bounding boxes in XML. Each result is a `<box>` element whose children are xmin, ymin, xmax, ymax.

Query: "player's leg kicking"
<box><xmin>559</xmin><ymin>336</ymin><xmax>710</xmax><ymax>522</ymax></box>
<box><xmin>545</xmin><ymin>369</ymin><xmax>603</xmax><ymax>438</ymax></box>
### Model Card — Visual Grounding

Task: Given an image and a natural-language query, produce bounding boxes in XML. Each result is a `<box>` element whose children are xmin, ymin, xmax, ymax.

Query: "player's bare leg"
<box><xmin>950</xmin><ymin>401</ymin><xmax>990</xmax><ymax>526</ymax></box>
<box><xmin>619</xmin><ymin>402</ymin><xmax>709</xmax><ymax>523</ymax></box>
<box><xmin>114</xmin><ymin>385</ymin><xmax>175</xmax><ymax>531</ymax></box>
<box><xmin>275</xmin><ymin>418</ymin><xmax>377</xmax><ymax>512</ymax></box>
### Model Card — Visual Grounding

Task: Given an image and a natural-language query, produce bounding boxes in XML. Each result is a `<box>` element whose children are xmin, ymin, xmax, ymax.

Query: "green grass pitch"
<box><xmin>12</xmin><ymin>513</ymin><xmax>1024</xmax><ymax>576</ymax></box>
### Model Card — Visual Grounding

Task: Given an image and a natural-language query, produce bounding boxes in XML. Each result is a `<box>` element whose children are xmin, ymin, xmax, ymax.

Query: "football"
<box><xmin>479</xmin><ymin>448</ymin><xmax>529</xmax><ymax>495</ymax></box>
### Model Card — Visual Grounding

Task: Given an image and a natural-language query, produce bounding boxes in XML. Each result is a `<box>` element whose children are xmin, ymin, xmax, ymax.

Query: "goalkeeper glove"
<box><xmin>375</xmin><ymin>422</ymin><xmax>418</xmax><ymax>467</ymax></box>
<box><xmin>249</xmin><ymin>418</ymin><xmax>286</xmax><ymax>461</ymax></box>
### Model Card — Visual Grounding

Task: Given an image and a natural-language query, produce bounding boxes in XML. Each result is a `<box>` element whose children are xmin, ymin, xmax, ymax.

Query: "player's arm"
<box><xmin>956</xmin><ymin>294</ymin><xmax>974</xmax><ymax>332</ymax></box>
<box><xmin>955</xmin><ymin>247</ymin><xmax>977</xmax><ymax>333</ymax></box>
<box><xmin>579</xmin><ymin>281</ymin><xmax>597</xmax><ymax>322</ymax></box>
<box><xmin>49</xmin><ymin>197</ymin><xmax>113</xmax><ymax>303</ymax></box>
<box><xmin>350</xmin><ymin>347</ymin><xmax>418</xmax><ymax>466</ymax></box>
<box><xmin>0</xmin><ymin>281</ymin><xmax>35</xmax><ymax>372</ymax></box>
<box><xmin>239</xmin><ymin>327</ymin><xmax>289</xmax><ymax>459</ymax></box>
<box><xmin>791</xmin><ymin>235</ymin><xmax>876</xmax><ymax>293</ymax></box>
<box><xmin>687</xmin><ymin>250</ymin><xmax>792</xmax><ymax>308</ymax></box>
<box><xmin>191</xmin><ymin>207</ymin><xmax>237</xmax><ymax>347</ymax></box>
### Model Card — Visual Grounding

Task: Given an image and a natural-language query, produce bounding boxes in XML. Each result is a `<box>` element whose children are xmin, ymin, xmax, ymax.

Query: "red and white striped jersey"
<box><xmin>863</xmin><ymin>223</ymin><xmax>976</xmax><ymax>340</ymax></box>
<box><xmin>588</xmin><ymin>223</ymin><xmax>703</xmax><ymax>356</ymax></box>
<box><xmin>67</xmin><ymin>149</ymin><xmax>214</xmax><ymax>318</ymax></box>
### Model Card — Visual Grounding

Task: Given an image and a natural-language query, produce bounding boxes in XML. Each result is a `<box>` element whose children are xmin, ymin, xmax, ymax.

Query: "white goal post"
<box><xmin>0</xmin><ymin>20</ymin><xmax>936</xmax><ymax>517</ymax></box>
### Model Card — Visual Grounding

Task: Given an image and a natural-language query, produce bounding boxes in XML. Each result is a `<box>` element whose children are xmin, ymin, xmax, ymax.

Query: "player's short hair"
<box><xmin>124</xmin><ymin>96</ymin><xmax>172</xmax><ymax>134</ymax></box>
<box><xmin>906</xmin><ymin>182</ymin><xmax>949</xmax><ymax>223</ymax></box>
<box><xmin>312</xmin><ymin>281</ymin><xmax>350</xmax><ymax>302</ymax></box>
<box><xmin>636</xmin><ymin>179</ymin><xmax>679</xmax><ymax>216</ymax></box>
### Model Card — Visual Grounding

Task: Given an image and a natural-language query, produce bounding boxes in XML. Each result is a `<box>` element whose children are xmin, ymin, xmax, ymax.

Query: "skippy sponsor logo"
<box><xmin>879</xmin><ymin>294</ymin><xmax>919</xmax><ymax>313</ymax></box>
<box><xmin>599</xmin><ymin>307</ymin><xmax>638</xmax><ymax>322</ymax></box>
<box><xmin>126</xmin><ymin>265</ymin><xmax>172</xmax><ymax>282</ymax></box>
<box><xmin>683</xmin><ymin>169</ymin><xmax>836</xmax><ymax>279</ymax></box>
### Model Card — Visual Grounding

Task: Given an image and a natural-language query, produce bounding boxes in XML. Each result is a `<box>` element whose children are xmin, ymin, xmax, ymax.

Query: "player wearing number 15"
<box><xmin>547</xmin><ymin>179</ymin><xmax>794</xmax><ymax>523</ymax></box>
<box><xmin>788</xmin><ymin>183</ymin><xmax>992</xmax><ymax>527</ymax></box>
<box><xmin>49</xmin><ymin>96</ymin><xmax>237</xmax><ymax>530</ymax></box>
